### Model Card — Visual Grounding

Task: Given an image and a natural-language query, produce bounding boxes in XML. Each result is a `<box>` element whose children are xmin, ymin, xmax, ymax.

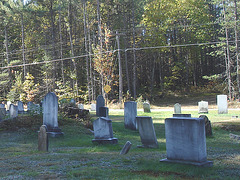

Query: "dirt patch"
<box><xmin>213</xmin><ymin>121</ymin><xmax>240</xmax><ymax>131</ymax></box>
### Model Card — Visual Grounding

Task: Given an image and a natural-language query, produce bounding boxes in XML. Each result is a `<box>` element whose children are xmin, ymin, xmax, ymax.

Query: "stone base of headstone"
<box><xmin>92</xmin><ymin>138</ymin><xmax>118</xmax><ymax>144</ymax></box>
<box><xmin>47</xmin><ymin>127</ymin><xmax>64</xmax><ymax>138</ymax></box>
<box><xmin>160</xmin><ymin>158</ymin><xmax>213</xmax><ymax>167</ymax></box>
<box><xmin>120</xmin><ymin>141</ymin><xmax>132</xmax><ymax>155</ymax></box>
<box><xmin>173</xmin><ymin>114</ymin><xmax>191</xmax><ymax>117</ymax></box>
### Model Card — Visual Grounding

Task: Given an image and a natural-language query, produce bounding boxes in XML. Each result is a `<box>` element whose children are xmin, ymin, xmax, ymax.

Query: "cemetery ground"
<box><xmin>0</xmin><ymin>106</ymin><xmax>240</xmax><ymax>179</ymax></box>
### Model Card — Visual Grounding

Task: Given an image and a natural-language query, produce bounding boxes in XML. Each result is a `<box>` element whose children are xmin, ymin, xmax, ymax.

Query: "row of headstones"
<box><xmin>123</xmin><ymin>101</ymin><xmax>213</xmax><ymax>167</ymax></box>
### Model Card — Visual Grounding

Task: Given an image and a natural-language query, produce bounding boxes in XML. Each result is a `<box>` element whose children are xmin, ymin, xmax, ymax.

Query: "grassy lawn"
<box><xmin>0</xmin><ymin>109</ymin><xmax>240</xmax><ymax>179</ymax></box>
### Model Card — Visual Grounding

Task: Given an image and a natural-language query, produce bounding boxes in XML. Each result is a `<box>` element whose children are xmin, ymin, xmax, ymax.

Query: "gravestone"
<box><xmin>160</xmin><ymin>117</ymin><xmax>213</xmax><ymax>167</ymax></box>
<box><xmin>43</xmin><ymin>92</ymin><xmax>63</xmax><ymax>137</ymax></box>
<box><xmin>17</xmin><ymin>101</ymin><xmax>24</xmax><ymax>114</ymax></box>
<box><xmin>34</xmin><ymin>104</ymin><xmax>41</xmax><ymax>114</ymax></box>
<box><xmin>92</xmin><ymin>117</ymin><xmax>118</xmax><ymax>144</ymax></box>
<box><xmin>136</xmin><ymin>116</ymin><xmax>158</xmax><ymax>148</ymax></box>
<box><xmin>143</xmin><ymin>102</ymin><xmax>151</xmax><ymax>113</ymax></box>
<box><xmin>99</xmin><ymin>107</ymin><xmax>109</xmax><ymax>118</ymax></box>
<box><xmin>217</xmin><ymin>95</ymin><xmax>228</xmax><ymax>114</ymax></box>
<box><xmin>38</xmin><ymin>125</ymin><xmax>48</xmax><ymax>151</ymax></box>
<box><xmin>198</xmin><ymin>101</ymin><xmax>208</xmax><ymax>114</ymax></box>
<box><xmin>6</xmin><ymin>101</ymin><xmax>11</xmax><ymax>111</ymax></box>
<box><xmin>0</xmin><ymin>108</ymin><xmax>6</xmax><ymax>120</ymax></box>
<box><xmin>174</xmin><ymin>103</ymin><xmax>181</xmax><ymax>114</ymax></box>
<box><xmin>91</xmin><ymin>104</ymin><xmax>96</xmax><ymax>111</ymax></box>
<box><xmin>78</xmin><ymin>103</ymin><xmax>84</xmax><ymax>109</ymax></box>
<box><xmin>124</xmin><ymin>101</ymin><xmax>137</xmax><ymax>130</ymax></box>
<box><xmin>27</xmin><ymin>101</ymin><xmax>34</xmax><ymax>113</ymax></box>
<box><xmin>96</xmin><ymin>95</ymin><xmax>105</xmax><ymax>116</ymax></box>
<box><xmin>199</xmin><ymin>115</ymin><xmax>213</xmax><ymax>137</ymax></box>
<box><xmin>70</xmin><ymin>99</ymin><xmax>76</xmax><ymax>107</ymax></box>
<box><xmin>173</xmin><ymin>114</ymin><xmax>191</xmax><ymax>117</ymax></box>
<box><xmin>9</xmin><ymin>104</ymin><xmax>18</xmax><ymax>118</ymax></box>
<box><xmin>120</xmin><ymin>141</ymin><xmax>132</xmax><ymax>155</ymax></box>
<box><xmin>0</xmin><ymin>103</ymin><xmax>5</xmax><ymax>108</ymax></box>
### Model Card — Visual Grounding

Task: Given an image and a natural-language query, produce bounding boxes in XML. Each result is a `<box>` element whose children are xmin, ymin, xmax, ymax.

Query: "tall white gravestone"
<box><xmin>174</xmin><ymin>103</ymin><xmax>181</xmax><ymax>114</ymax></box>
<box><xmin>217</xmin><ymin>95</ymin><xmax>228</xmax><ymax>114</ymax></box>
<box><xmin>9</xmin><ymin>104</ymin><xmax>18</xmax><ymax>118</ymax></box>
<box><xmin>43</xmin><ymin>92</ymin><xmax>63</xmax><ymax>137</ymax></box>
<box><xmin>160</xmin><ymin>117</ymin><xmax>213</xmax><ymax>167</ymax></box>
<box><xmin>124</xmin><ymin>101</ymin><xmax>137</xmax><ymax>130</ymax></box>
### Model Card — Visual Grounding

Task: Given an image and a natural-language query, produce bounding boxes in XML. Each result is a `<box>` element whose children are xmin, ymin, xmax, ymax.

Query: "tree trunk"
<box><xmin>132</xmin><ymin>0</ymin><xmax>137</xmax><ymax>99</ymax></box>
<box><xmin>21</xmin><ymin>13</ymin><xmax>26</xmax><ymax>79</ymax></box>
<box><xmin>234</xmin><ymin>0</ymin><xmax>239</xmax><ymax>99</ymax></box>
<box><xmin>116</xmin><ymin>31</ymin><xmax>123</xmax><ymax>104</ymax></box>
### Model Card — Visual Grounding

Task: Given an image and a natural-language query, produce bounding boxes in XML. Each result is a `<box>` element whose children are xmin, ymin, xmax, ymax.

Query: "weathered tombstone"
<box><xmin>136</xmin><ymin>116</ymin><xmax>158</xmax><ymax>148</ymax></box>
<box><xmin>0</xmin><ymin>108</ymin><xmax>6</xmax><ymax>120</ymax></box>
<box><xmin>120</xmin><ymin>141</ymin><xmax>132</xmax><ymax>155</ymax></box>
<box><xmin>70</xmin><ymin>99</ymin><xmax>76</xmax><ymax>107</ymax></box>
<box><xmin>0</xmin><ymin>103</ymin><xmax>5</xmax><ymax>108</ymax></box>
<box><xmin>217</xmin><ymin>95</ymin><xmax>228</xmax><ymax>114</ymax></box>
<box><xmin>124</xmin><ymin>101</ymin><xmax>137</xmax><ymax>130</ymax></box>
<box><xmin>9</xmin><ymin>104</ymin><xmax>18</xmax><ymax>118</ymax></box>
<box><xmin>198</xmin><ymin>101</ymin><xmax>208</xmax><ymax>114</ymax></box>
<box><xmin>143</xmin><ymin>102</ymin><xmax>151</xmax><ymax>113</ymax></box>
<box><xmin>174</xmin><ymin>103</ymin><xmax>181</xmax><ymax>114</ymax></box>
<box><xmin>43</xmin><ymin>92</ymin><xmax>63</xmax><ymax>137</ymax></box>
<box><xmin>17</xmin><ymin>101</ymin><xmax>24</xmax><ymax>114</ymax></box>
<box><xmin>160</xmin><ymin>117</ymin><xmax>213</xmax><ymax>167</ymax></box>
<box><xmin>6</xmin><ymin>101</ymin><xmax>11</xmax><ymax>111</ymax></box>
<box><xmin>92</xmin><ymin>117</ymin><xmax>118</xmax><ymax>144</ymax></box>
<box><xmin>173</xmin><ymin>114</ymin><xmax>191</xmax><ymax>117</ymax></box>
<box><xmin>38</xmin><ymin>125</ymin><xmax>48</xmax><ymax>151</ymax></box>
<box><xmin>78</xmin><ymin>103</ymin><xmax>84</xmax><ymax>109</ymax></box>
<box><xmin>96</xmin><ymin>95</ymin><xmax>105</xmax><ymax>116</ymax></box>
<box><xmin>99</xmin><ymin>107</ymin><xmax>109</xmax><ymax>118</ymax></box>
<box><xmin>34</xmin><ymin>104</ymin><xmax>41</xmax><ymax>114</ymax></box>
<box><xmin>91</xmin><ymin>104</ymin><xmax>96</xmax><ymax>111</ymax></box>
<box><xmin>27</xmin><ymin>101</ymin><xmax>34</xmax><ymax>113</ymax></box>
<box><xmin>199</xmin><ymin>115</ymin><xmax>213</xmax><ymax>137</ymax></box>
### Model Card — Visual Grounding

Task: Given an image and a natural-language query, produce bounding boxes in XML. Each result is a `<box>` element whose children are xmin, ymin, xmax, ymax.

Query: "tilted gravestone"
<box><xmin>136</xmin><ymin>116</ymin><xmax>158</xmax><ymax>148</ymax></box>
<box><xmin>217</xmin><ymin>95</ymin><xmax>228</xmax><ymax>114</ymax></box>
<box><xmin>174</xmin><ymin>103</ymin><xmax>181</xmax><ymax>114</ymax></box>
<box><xmin>43</xmin><ymin>92</ymin><xmax>63</xmax><ymax>137</ymax></box>
<box><xmin>99</xmin><ymin>107</ymin><xmax>109</xmax><ymax>118</ymax></box>
<box><xmin>143</xmin><ymin>102</ymin><xmax>151</xmax><ymax>113</ymax></box>
<box><xmin>92</xmin><ymin>117</ymin><xmax>118</xmax><ymax>144</ymax></box>
<box><xmin>199</xmin><ymin>115</ymin><xmax>213</xmax><ymax>137</ymax></box>
<box><xmin>160</xmin><ymin>117</ymin><xmax>213</xmax><ymax>167</ymax></box>
<box><xmin>198</xmin><ymin>101</ymin><xmax>208</xmax><ymax>114</ymax></box>
<box><xmin>124</xmin><ymin>101</ymin><xmax>137</xmax><ymax>130</ymax></box>
<box><xmin>17</xmin><ymin>101</ymin><xmax>24</xmax><ymax>114</ymax></box>
<box><xmin>38</xmin><ymin>125</ymin><xmax>48</xmax><ymax>151</ymax></box>
<box><xmin>96</xmin><ymin>95</ymin><xmax>105</xmax><ymax>116</ymax></box>
<box><xmin>9</xmin><ymin>104</ymin><xmax>18</xmax><ymax>118</ymax></box>
<box><xmin>120</xmin><ymin>141</ymin><xmax>132</xmax><ymax>155</ymax></box>
<box><xmin>173</xmin><ymin>114</ymin><xmax>191</xmax><ymax>117</ymax></box>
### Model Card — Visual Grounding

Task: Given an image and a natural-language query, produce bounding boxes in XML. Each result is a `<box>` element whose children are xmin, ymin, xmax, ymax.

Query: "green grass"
<box><xmin>0</xmin><ymin>110</ymin><xmax>240</xmax><ymax>179</ymax></box>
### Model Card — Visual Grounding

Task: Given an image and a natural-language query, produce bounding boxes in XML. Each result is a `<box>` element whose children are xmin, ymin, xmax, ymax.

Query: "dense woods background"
<box><xmin>0</xmin><ymin>0</ymin><xmax>239</xmax><ymax>104</ymax></box>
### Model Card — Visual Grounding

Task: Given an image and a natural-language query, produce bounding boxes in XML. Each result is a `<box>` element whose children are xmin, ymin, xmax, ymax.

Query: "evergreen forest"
<box><xmin>0</xmin><ymin>0</ymin><xmax>240</xmax><ymax>104</ymax></box>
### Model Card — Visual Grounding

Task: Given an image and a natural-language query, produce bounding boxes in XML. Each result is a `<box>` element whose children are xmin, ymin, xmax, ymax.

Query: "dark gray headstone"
<box><xmin>99</xmin><ymin>107</ymin><xmax>109</xmax><ymax>118</ymax></box>
<box><xmin>27</xmin><ymin>101</ymin><xmax>34</xmax><ymax>112</ymax></box>
<box><xmin>160</xmin><ymin>117</ymin><xmax>213</xmax><ymax>167</ymax></box>
<box><xmin>217</xmin><ymin>95</ymin><xmax>228</xmax><ymax>114</ymax></box>
<box><xmin>0</xmin><ymin>103</ymin><xmax>5</xmax><ymax>108</ymax></box>
<box><xmin>17</xmin><ymin>101</ymin><xmax>24</xmax><ymax>114</ymax></box>
<box><xmin>136</xmin><ymin>116</ymin><xmax>158</xmax><ymax>148</ymax></box>
<box><xmin>124</xmin><ymin>101</ymin><xmax>137</xmax><ymax>130</ymax></box>
<box><xmin>92</xmin><ymin>117</ymin><xmax>118</xmax><ymax>144</ymax></box>
<box><xmin>9</xmin><ymin>104</ymin><xmax>18</xmax><ymax>118</ymax></box>
<box><xmin>96</xmin><ymin>95</ymin><xmax>105</xmax><ymax>116</ymax></box>
<box><xmin>143</xmin><ymin>102</ymin><xmax>151</xmax><ymax>113</ymax></box>
<box><xmin>174</xmin><ymin>103</ymin><xmax>181</xmax><ymax>114</ymax></box>
<box><xmin>38</xmin><ymin>125</ymin><xmax>48</xmax><ymax>151</ymax></box>
<box><xmin>199</xmin><ymin>115</ymin><xmax>213</xmax><ymax>137</ymax></box>
<box><xmin>120</xmin><ymin>141</ymin><xmax>132</xmax><ymax>155</ymax></box>
<box><xmin>43</xmin><ymin>92</ymin><xmax>63</xmax><ymax>137</ymax></box>
<box><xmin>198</xmin><ymin>101</ymin><xmax>208</xmax><ymax>113</ymax></box>
<box><xmin>0</xmin><ymin>108</ymin><xmax>6</xmax><ymax>120</ymax></box>
<box><xmin>173</xmin><ymin>114</ymin><xmax>191</xmax><ymax>117</ymax></box>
